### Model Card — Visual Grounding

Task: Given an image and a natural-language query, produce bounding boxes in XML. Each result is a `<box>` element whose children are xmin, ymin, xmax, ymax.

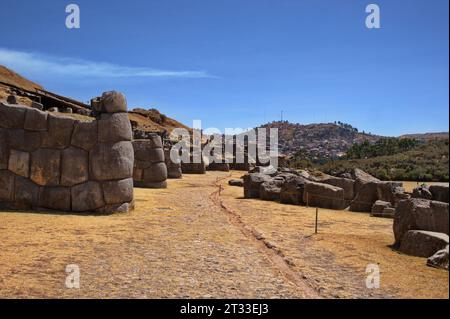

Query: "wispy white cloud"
<box><xmin>0</xmin><ymin>48</ymin><xmax>213</xmax><ymax>79</ymax></box>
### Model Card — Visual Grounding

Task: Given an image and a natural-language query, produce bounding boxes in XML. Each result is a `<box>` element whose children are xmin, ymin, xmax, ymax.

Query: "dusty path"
<box><xmin>0</xmin><ymin>172</ymin><xmax>314</xmax><ymax>298</ymax></box>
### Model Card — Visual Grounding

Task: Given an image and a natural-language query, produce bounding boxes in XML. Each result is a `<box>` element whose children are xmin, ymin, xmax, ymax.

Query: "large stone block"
<box><xmin>0</xmin><ymin>170</ymin><xmax>14</xmax><ymax>201</ymax></box>
<box><xmin>24</xmin><ymin>108</ymin><xmax>48</xmax><ymax>131</ymax></box>
<box><xmin>101</xmin><ymin>91</ymin><xmax>127</xmax><ymax>113</ymax></box>
<box><xmin>102</xmin><ymin>178</ymin><xmax>133</xmax><ymax>205</ymax></box>
<box><xmin>280</xmin><ymin>175</ymin><xmax>307</xmax><ymax>205</ymax></box>
<box><xmin>352</xmin><ymin>168</ymin><xmax>379</xmax><ymax>195</ymax></box>
<box><xmin>61</xmin><ymin>147</ymin><xmax>89</xmax><ymax>186</ymax></box>
<box><xmin>393</xmin><ymin>198</ymin><xmax>449</xmax><ymax>246</ymax></box>
<box><xmin>90</xmin><ymin>141</ymin><xmax>134</xmax><ymax>181</ymax></box>
<box><xmin>142</xmin><ymin>162</ymin><xmax>168</xmax><ymax>183</ymax></box>
<box><xmin>243</xmin><ymin>173</ymin><xmax>272</xmax><ymax>198</ymax></box>
<box><xmin>39</xmin><ymin>187</ymin><xmax>71</xmax><ymax>211</ymax></box>
<box><xmin>0</xmin><ymin>103</ymin><xmax>26</xmax><ymax>129</ymax></box>
<box><xmin>322</xmin><ymin>177</ymin><xmax>355</xmax><ymax>200</ymax></box>
<box><xmin>41</xmin><ymin>114</ymin><xmax>75</xmax><ymax>149</ymax></box>
<box><xmin>350</xmin><ymin>181</ymin><xmax>379</xmax><ymax>212</ymax></box>
<box><xmin>71</xmin><ymin>181</ymin><xmax>105</xmax><ymax>212</ymax></box>
<box><xmin>133</xmin><ymin>139</ymin><xmax>164</xmax><ymax>162</ymax></box>
<box><xmin>376</xmin><ymin>181</ymin><xmax>403</xmax><ymax>204</ymax></box>
<box><xmin>30</xmin><ymin>149</ymin><xmax>61</xmax><ymax>186</ymax></box>
<box><xmin>71</xmin><ymin>120</ymin><xmax>98</xmax><ymax>151</ymax></box>
<box><xmin>7</xmin><ymin>129</ymin><xmax>41</xmax><ymax>152</ymax></box>
<box><xmin>14</xmin><ymin>176</ymin><xmax>39</xmax><ymax>208</ymax></box>
<box><xmin>0</xmin><ymin>129</ymin><xmax>8</xmax><ymax>169</ymax></box>
<box><xmin>98</xmin><ymin>113</ymin><xmax>132</xmax><ymax>143</ymax></box>
<box><xmin>399</xmin><ymin>230</ymin><xmax>448</xmax><ymax>258</ymax></box>
<box><xmin>429</xmin><ymin>185</ymin><xmax>449</xmax><ymax>203</ymax></box>
<box><xmin>303</xmin><ymin>181</ymin><xmax>346</xmax><ymax>210</ymax></box>
<box><xmin>260</xmin><ymin>177</ymin><xmax>285</xmax><ymax>201</ymax></box>
<box><xmin>8</xmin><ymin>149</ymin><xmax>30</xmax><ymax>177</ymax></box>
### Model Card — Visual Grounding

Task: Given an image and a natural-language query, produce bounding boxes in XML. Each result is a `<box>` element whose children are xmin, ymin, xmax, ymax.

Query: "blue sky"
<box><xmin>0</xmin><ymin>0</ymin><xmax>448</xmax><ymax>136</ymax></box>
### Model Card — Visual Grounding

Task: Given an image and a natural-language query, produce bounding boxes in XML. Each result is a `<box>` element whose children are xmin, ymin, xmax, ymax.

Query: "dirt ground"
<box><xmin>0</xmin><ymin>171</ymin><xmax>448</xmax><ymax>299</ymax></box>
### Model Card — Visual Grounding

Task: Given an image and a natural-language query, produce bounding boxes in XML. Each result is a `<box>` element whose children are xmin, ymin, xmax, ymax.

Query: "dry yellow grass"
<box><xmin>401</xmin><ymin>181</ymin><xmax>449</xmax><ymax>193</ymax></box>
<box><xmin>220</xmin><ymin>172</ymin><xmax>449</xmax><ymax>298</ymax></box>
<box><xmin>0</xmin><ymin>172</ymin><xmax>447</xmax><ymax>299</ymax></box>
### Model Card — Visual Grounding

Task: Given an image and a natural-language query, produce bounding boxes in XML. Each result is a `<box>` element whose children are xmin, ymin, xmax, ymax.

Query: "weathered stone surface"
<box><xmin>0</xmin><ymin>103</ymin><xmax>26</xmax><ymax>128</ymax></box>
<box><xmin>429</xmin><ymin>185</ymin><xmax>449</xmax><ymax>203</ymax></box>
<box><xmin>7</xmin><ymin>129</ymin><xmax>41</xmax><ymax>152</ymax></box>
<box><xmin>96</xmin><ymin>202</ymin><xmax>132</xmax><ymax>214</ymax></box>
<box><xmin>393</xmin><ymin>198</ymin><xmax>449</xmax><ymax>246</ymax></box>
<box><xmin>71</xmin><ymin>120</ymin><xmax>97</xmax><ymax>151</ymax></box>
<box><xmin>229</xmin><ymin>179</ymin><xmax>244</xmax><ymax>187</ymax></box>
<box><xmin>260</xmin><ymin>177</ymin><xmax>285</xmax><ymax>201</ymax></box>
<box><xmin>280</xmin><ymin>175</ymin><xmax>307</xmax><ymax>205</ymax></box>
<box><xmin>61</xmin><ymin>147</ymin><xmax>89</xmax><ymax>186</ymax></box>
<box><xmin>350</xmin><ymin>182</ymin><xmax>379</xmax><ymax>212</ymax></box>
<box><xmin>24</xmin><ymin>108</ymin><xmax>48</xmax><ymax>131</ymax></box>
<box><xmin>427</xmin><ymin>245</ymin><xmax>449</xmax><ymax>271</ymax></box>
<box><xmin>71</xmin><ymin>181</ymin><xmax>105</xmax><ymax>212</ymax></box>
<box><xmin>142</xmin><ymin>162</ymin><xmax>168</xmax><ymax>183</ymax></box>
<box><xmin>322</xmin><ymin>177</ymin><xmax>355</xmax><ymax>200</ymax></box>
<box><xmin>102</xmin><ymin>178</ymin><xmax>133</xmax><ymax>205</ymax></box>
<box><xmin>181</xmin><ymin>162</ymin><xmax>206</xmax><ymax>174</ymax></box>
<box><xmin>39</xmin><ymin>187</ymin><xmax>71</xmax><ymax>211</ymax></box>
<box><xmin>134</xmin><ymin>180</ymin><xmax>167</xmax><ymax>189</ymax></box>
<box><xmin>6</xmin><ymin>95</ymin><xmax>17</xmax><ymax>104</ymax></box>
<box><xmin>133</xmin><ymin>139</ymin><xmax>164</xmax><ymax>161</ymax></box>
<box><xmin>8</xmin><ymin>149</ymin><xmax>30</xmax><ymax>177</ymax></box>
<box><xmin>243</xmin><ymin>173</ymin><xmax>272</xmax><ymax>198</ymax></box>
<box><xmin>14</xmin><ymin>176</ymin><xmax>39</xmax><ymax>207</ymax></box>
<box><xmin>30</xmin><ymin>149</ymin><xmax>61</xmax><ymax>186</ymax></box>
<box><xmin>371</xmin><ymin>200</ymin><xmax>391</xmax><ymax>215</ymax></box>
<box><xmin>0</xmin><ymin>170</ymin><xmax>14</xmax><ymax>201</ymax></box>
<box><xmin>90</xmin><ymin>141</ymin><xmax>134</xmax><ymax>181</ymax></box>
<box><xmin>399</xmin><ymin>230</ymin><xmax>448</xmax><ymax>258</ymax></box>
<box><xmin>303</xmin><ymin>181</ymin><xmax>345</xmax><ymax>210</ymax></box>
<box><xmin>352</xmin><ymin>168</ymin><xmax>380</xmax><ymax>195</ymax></box>
<box><xmin>381</xmin><ymin>207</ymin><xmax>396</xmax><ymax>218</ymax></box>
<box><xmin>376</xmin><ymin>181</ymin><xmax>403</xmax><ymax>204</ymax></box>
<box><xmin>101</xmin><ymin>91</ymin><xmax>127</xmax><ymax>113</ymax></box>
<box><xmin>0</xmin><ymin>129</ymin><xmax>9</xmax><ymax>169</ymax></box>
<box><xmin>167</xmin><ymin>167</ymin><xmax>182</xmax><ymax>179</ymax></box>
<box><xmin>249</xmin><ymin>166</ymin><xmax>278</xmax><ymax>176</ymax></box>
<box><xmin>98</xmin><ymin>113</ymin><xmax>132</xmax><ymax>143</ymax></box>
<box><xmin>133</xmin><ymin>167</ymin><xmax>143</xmax><ymax>181</ymax></box>
<box><xmin>41</xmin><ymin>114</ymin><xmax>75</xmax><ymax>149</ymax></box>
<box><xmin>412</xmin><ymin>186</ymin><xmax>433</xmax><ymax>200</ymax></box>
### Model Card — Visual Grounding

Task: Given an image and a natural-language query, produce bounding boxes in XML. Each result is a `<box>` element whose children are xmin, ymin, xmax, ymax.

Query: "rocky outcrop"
<box><xmin>0</xmin><ymin>92</ymin><xmax>134</xmax><ymax>213</ymax></box>
<box><xmin>133</xmin><ymin>136</ymin><xmax>168</xmax><ymax>188</ymax></box>
<box><xmin>393</xmin><ymin>198</ymin><xmax>449</xmax><ymax>246</ymax></box>
<box><xmin>371</xmin><ymin>200</ymin><xmax>392</xmax><ymax>217</ymax></box>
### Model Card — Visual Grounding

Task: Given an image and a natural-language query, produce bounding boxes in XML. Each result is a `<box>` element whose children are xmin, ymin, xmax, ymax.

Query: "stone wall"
<box><xmin>0</xmin><ymin>91</ymin><xmax>134</xmax><ymax>213</ymax></box>
<box><xmin>133</xmin><ymin>136</ymin><xmax>168</xmax><ymax>188</ymax></box>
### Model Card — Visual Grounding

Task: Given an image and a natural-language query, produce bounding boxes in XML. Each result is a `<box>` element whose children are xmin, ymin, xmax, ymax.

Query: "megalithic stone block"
<box><xmin>90</xmin><ymin>141</ymin><xmax>134</xmax><ymax>181</ymax></box>
<box><xmin>0</xmin><ymin>103</ymin><xmax>26</xmax><ymax>129</ymax></box>
<box><xmin>41</xmin><ymin>114</ymin><xmax>75</xmax><ymax>149</ymax></box>
<box><xmin>61</xmin><ymin>147</ymin><xmax>89</xmax><ymax>186</ymax></box>
<box><xmin>30</xmin><ymin>149</ymin><xmax>61</xmax><ymax>186</ymax></box>
<box><xmin>71</xmin><ymin>181</ymin><xmax>105</xmax><ymax>212</ymax></box>
<box><xmin>98</xmin><ymin>113</ymin><xmax>132</xmax><ymax>143</ymax></box>
<box><xmin>71</xmin><ymin>120</ymin><xmax>98</xmax><ymax>151</ymax></box>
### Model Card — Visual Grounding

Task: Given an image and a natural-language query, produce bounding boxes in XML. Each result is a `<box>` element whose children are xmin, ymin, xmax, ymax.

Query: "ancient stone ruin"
<box><xmin>0</xmin><ymin>91</ymin><xmax>134</xmax><ymax>213</ymax></box>
<box><xmin>132</xmin><ymin>135</ymin><xmax>168</xmax><ymax>188</ymax></box>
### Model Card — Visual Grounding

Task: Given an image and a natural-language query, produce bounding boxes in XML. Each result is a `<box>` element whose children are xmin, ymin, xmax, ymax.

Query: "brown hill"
<box><xmin>399</xmin><ymin>132</ymin><xmax>449</xmax><ymax>141</ymax></box>
<box><xmin>0</xmin><ymin>65</ymin><xmax>43</xmax><ymax>91</ymax></box>
<box><xmin>260</xmin><ymin>121</ymin><xmax>381</xmax><ymax>160</ymax></box>
<box><xmin>129</xmin><ymin>108</ymin><xmax>191</xmax><ymax>135</ymax></box>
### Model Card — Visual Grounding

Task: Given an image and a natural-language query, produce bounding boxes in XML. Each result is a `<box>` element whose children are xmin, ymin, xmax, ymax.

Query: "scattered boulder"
<box><xmin>349</xmin><ymin>181</ymin><xmax>379</xmax><ymax>212</ymax></box>
<box><xmin>399</xmin><ymin>230</ymin><xmax>448</xmax><ymax>258</ymax></box>
<box><xmin>427</xmin><ymin>245</ymin><xmax>449</xmax><ymax>271</ymax></box>
<box><xmin>228</xmin><ymin>179</ymin><xmax>244</xmax><ymax>187</ymax></box>
<box><xmin>381</xmin><ymin>207</ymin><xmax>396</xmax><ymax>219</ymax></box>
<box><xmin>371</xmin><ymin>200</ymin><xmax>391</xmax><ymax>216</ymax></box>
<box><xmin>322</xmin><ymin>176</ymin><xmax>355</xmax><ymax>200</ymax></box>
<box><xmin>303</xmin><ymin>181</ymin><xmax>345</xmax><ymax>210</ymax></box>
<box><xmin>393</xmin><ymin>198</ymin><xmax>449</xmax><ymax>246</ymax></box>
<box><xmin>207</xmin><ymin>162</ymin><xmax>230</xmax><ymax>172</ymax></box>
<box><xmin>376</xmin><ymin>181</ymin><xmax>403</xmax><ymax>204</ymax></box>
<box><xmin>243</xmin><ymin>173</ymin><xmax>272</xmax><ymax>198</ymax></box>
<box><xmin>280</xmin><ymin>175</ymin><xmax>308</xmax><ymax>205</ymax></box>
<box><xmin>260</xmin><ymin>177</ymin><xmax>285</xmax><ymax>201</ymax></box>
<box><xmin>352</xmin><ymin>168</ymin><xmax>380</xmax><ymax>195</ymax></box>
<box><xmin>429</xmin><ymin>185</ymin><xmax>449</xmax><ymax>203</ymax></box>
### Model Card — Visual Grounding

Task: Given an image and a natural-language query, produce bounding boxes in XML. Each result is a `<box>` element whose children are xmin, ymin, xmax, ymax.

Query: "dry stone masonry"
<box><xmin>133</xmin><ymin>135</ymin><xmax>168</xmax><ymax>188</ymax></box>
<box><xmin>0</xmin><ymin>91</ymin><xmax>134</xmax><ymax>213</ymax></box>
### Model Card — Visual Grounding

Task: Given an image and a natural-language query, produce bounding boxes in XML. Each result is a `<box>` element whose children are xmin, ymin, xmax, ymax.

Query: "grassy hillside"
<box><xmin>311</xmin><ymin>139</ymin><xmax>449</xmax><ymax>182</ymax></box>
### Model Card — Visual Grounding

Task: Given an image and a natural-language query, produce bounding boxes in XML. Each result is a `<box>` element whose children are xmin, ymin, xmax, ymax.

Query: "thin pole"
<box><xmin>315</xmin><ymin>208</ymin><xmax>319</xmax><ymax>234</ymax></box>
